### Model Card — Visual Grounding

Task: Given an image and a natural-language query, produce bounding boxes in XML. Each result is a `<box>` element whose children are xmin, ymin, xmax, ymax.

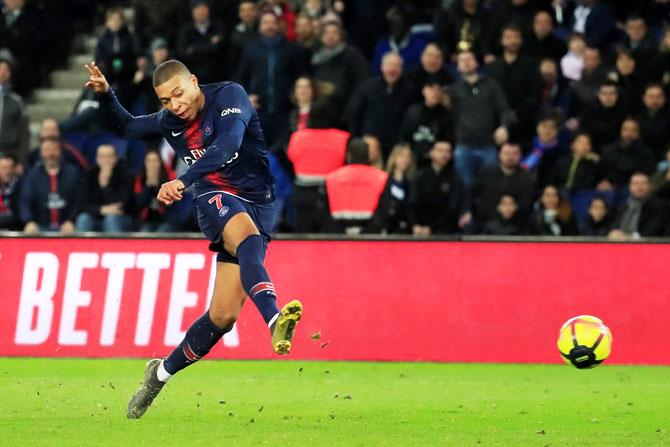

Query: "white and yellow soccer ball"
<box><xmin>557</xmin><ymin>315</ymin><xmax>612</xmax><ymax>369</ymax></box>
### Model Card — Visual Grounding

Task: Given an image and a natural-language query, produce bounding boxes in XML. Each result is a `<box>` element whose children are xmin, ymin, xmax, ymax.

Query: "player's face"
<box><xmin>155</xmin><ymin>74</ymin><xmax>201</xmax><ymax>122</ymax></box>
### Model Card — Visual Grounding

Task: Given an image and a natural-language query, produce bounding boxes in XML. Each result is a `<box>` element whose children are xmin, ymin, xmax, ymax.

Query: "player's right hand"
<box><xmin>84</xmin><ymin>61</ymin><xmax>110</xmax><ymax>93</ymax></box>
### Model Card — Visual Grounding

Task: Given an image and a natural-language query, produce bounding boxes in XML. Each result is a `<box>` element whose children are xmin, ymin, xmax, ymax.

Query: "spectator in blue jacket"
<box><xmin>371</xmin><ymin>6</ymin><xmax>428</xmax><ymax>75</ymax></box>
<box><xmin>235</xmin><ymin>10</ymin><xmax>309</xmax><ymax>145</ymax></box>
<box><xmin>20</xmin><ymin>137</ymin><xmax>80</xmax><ymax>235</ymax></box>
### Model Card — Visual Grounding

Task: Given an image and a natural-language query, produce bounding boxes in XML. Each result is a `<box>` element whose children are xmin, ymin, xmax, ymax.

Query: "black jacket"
<box><xmin>525</xmin><ymin>33</ymin><xmax>567</xmax><ymax>63</ymax></box>
<box><xmin>375</xmin><ymin>176</ymin><xmax>412</xmax><ymax>234</ymax></box>
<box><xmin>80</xmin><ymin>162</ymin><xmax>134</xmax><ymax>218</ymax></box>
<box><xmin>409</xmin><ymin>164</ymin><xmax>465</xmax><ymax>234</ymax></box>
<box><xmin>95</xmin><ymin>25</ymin><xmax>140</xmax><ymax>88</ymax></box>
<box><xmin>487</xmin><ymin>55</ymin><xmax>542</xmax><ymax>128</ymax></box>
<box><xmin>482</xmin><ymin>213</ymin><xmax>528</xmax><ymax>236</ymax></box>
<box><xmin>613</xmin><ymin>196</ymin><xmax>669</xmax><ymax>237</ymax></box>
<box><xmin>399</xmin><ymin>103</ymin><xmax>453</xmax><ymax>165</ymax></box>
<box><xmin>548</xmin><ymin>154</ymin><xmax>602</xmax><ymax>192</ymax></box>
<box><xmin>434</xmin><ymin>2</ymin><xmax>491</xmax><ymax>57</ymax></box>
<box><xmin>312</xmin><ymin>44</ymin><xmax>369</xmax><ymax>115</ymax></box>
<box><xmin>528</xmin><ymin>206</ymin><xmax>578</xmax><ymax>236</ymax></box>
<box><xmin>636</xmin><ymin>107</ymin><xmax>670</xmax><ymax>160</ymax></box>
<box><xmin>449</xmin><ymin>76</ymin><xmax>512</xmax><ymax>146</ymax></box>
<box><xmin>600</xmin><ymin>140</ymin><xmax>655</xmax><ymax>188</ymax></box>
<box><xmin>347</xmin><ymin>76</ymin><xmax>416</xmax><ymax>152</ymax></box>
<box><xmin>469</xmin><ymin>165</ymin><xmax>535</xmax><ymax>224</ymax></box>
<box><xmin>579</xmin><ymin>215</ymin><xmax>613</xmax><ymax>237</ymax></box>
<box><xmin>176</xmin><ymin>20</ymin><xmax>226</xmax><ymax>83</ymax></box>
<box><xmin>579</xmin><ymin>103</ymin><xmax>626</xmax><ymax>150</ymax></box>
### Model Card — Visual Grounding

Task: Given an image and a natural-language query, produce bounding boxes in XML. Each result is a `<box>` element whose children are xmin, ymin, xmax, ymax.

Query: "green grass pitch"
<box><xmin>0</xmin><ymin>358</ymin><xmax>667</xmax><ymax>446</ymax></box>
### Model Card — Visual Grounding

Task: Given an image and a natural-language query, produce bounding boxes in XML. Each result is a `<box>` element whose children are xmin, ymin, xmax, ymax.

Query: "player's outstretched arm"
<box><xmin>84</xmin><ymin>61</ymin><xmax>160</xmax><ymax>139</ymax></box>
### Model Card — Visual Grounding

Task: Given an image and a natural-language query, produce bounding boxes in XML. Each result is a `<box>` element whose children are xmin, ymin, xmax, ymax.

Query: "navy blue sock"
<box><xmin>237</xmin><ymin>234</ymin><xmax>281</xmax><ymax>325</ymax></box>
<box><xmin>163</xmin><ymin>312</ymin><xmax>231</xmax><ymax>375</ymax></box>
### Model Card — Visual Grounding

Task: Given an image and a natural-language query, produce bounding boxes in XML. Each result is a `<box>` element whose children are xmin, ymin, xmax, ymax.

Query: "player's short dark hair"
<box><xmin>153</xmin><ymin>59</ymin><xmax>192</xmax><ymax>87</ymax></box>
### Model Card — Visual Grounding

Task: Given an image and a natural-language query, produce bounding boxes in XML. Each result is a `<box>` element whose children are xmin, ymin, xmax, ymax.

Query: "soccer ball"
<box><xmin>557</xmin><ymin>315</ymin><xmax>612</xmax><ymax>369</ymax></box>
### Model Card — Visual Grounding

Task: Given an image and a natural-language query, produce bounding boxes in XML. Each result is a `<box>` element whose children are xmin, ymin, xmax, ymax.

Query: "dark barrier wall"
<box><xmin>0</xmin><ymin>238</ymin><xmax>668</xmax><ymax>364</ymax></box>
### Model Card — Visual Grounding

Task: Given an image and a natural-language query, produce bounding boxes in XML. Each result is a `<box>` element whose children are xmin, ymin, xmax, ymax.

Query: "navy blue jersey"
<box><xmin>100</xmin><ymin>82</ymin><xmax>274</xmax><ymax>203</ymax></box>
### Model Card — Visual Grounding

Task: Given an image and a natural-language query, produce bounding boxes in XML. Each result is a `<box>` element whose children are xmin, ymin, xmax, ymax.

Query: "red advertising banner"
<box><xmin>0</xmin><ymin>238</ymin><xmax>668</xmax><ymax>364</ymax></box>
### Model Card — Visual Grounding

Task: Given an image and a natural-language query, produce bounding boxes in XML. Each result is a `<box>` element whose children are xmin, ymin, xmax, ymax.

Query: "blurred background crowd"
<box><xmin>1</xmin><ymin>0</ymin><xmax>670</xmax><ymax>239</ymax></box>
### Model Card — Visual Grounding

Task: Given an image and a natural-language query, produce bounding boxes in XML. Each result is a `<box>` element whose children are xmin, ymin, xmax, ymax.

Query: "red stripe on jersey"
<box><xmin>185</xmin><ymin>117</ymin><xmax>203</xmax><ymax>150</ymax></box>
<box><xmin>205</xmin><ymin>172</ymin><xmax>241</xmax><ymax>195</ymax></box>
<box><xmin>49</xmin><ymin>174</ymin><xmax>59</xmax><ymax>226</ymax></box>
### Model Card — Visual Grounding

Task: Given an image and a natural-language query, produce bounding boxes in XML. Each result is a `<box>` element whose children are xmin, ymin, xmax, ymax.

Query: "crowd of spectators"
<box><xmin>2</xmin><ymin>0</ymin><xmax>670</xmax><ymax>240</ymax></box>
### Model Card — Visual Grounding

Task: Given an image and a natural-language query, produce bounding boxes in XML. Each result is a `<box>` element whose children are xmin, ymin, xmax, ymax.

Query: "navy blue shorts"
<box><xmin>195</xmin><ymin>191</ymin><xmax>275</xmax><ymax>264</ymax></box>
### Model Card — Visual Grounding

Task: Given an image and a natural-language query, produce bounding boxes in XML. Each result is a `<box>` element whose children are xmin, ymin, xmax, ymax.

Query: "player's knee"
<box><xmin>222</xmin><ymin>213</ymin><xmax>260</xmax><ymax>254</ymax></box>
<box><xmin>208</xmin><ymin>306</ymin><xmax>238</xmax><ymax>330</ymax></box>
<box><xmin>236</xmin><ymin>234</ymin><xmax>266</xmax><ymax>266</ymax></box>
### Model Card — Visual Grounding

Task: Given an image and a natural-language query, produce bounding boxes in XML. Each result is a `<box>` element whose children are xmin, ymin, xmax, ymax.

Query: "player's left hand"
<box><xmin>157</xmin><ymin>179</ymin><xmax>185</xmax><ymax>205</ymax></box>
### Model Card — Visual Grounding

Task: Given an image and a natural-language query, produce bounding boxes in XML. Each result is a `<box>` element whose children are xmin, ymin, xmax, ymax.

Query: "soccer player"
<box><xmin>84</xmin><ymin>60</ymin><xmax>303</xmax><ymax>419</ymax></box>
